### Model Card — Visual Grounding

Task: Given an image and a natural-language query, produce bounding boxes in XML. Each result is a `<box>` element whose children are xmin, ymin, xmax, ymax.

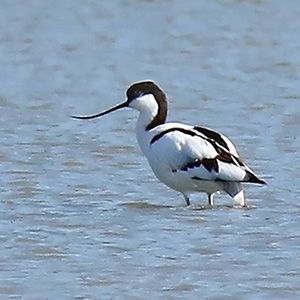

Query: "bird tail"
<box><xmin>245</xmin><ymin>170</ymin><xmax>266</xmax><ymax>184</ymax></box>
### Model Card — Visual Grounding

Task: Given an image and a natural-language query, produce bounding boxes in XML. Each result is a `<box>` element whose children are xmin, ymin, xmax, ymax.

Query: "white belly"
<box><xmin>149</xmin><ymin>161</ymin><xmax>221</xmax><ymax>195</ymax></box>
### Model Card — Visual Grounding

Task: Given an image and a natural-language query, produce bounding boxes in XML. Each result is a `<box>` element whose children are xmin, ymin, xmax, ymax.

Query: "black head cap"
<box><xmin>126</xmin><ymin>81</ymin><xmax>164</xmax><ymax>102</ymax></box>
<box><xmin>126</xmin><ymin>81</ymin><xmax>168</xmax><ymax>130</ymax></box>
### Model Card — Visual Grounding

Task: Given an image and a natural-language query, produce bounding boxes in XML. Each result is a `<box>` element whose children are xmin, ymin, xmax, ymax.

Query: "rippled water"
<box><xmin>1</xmin><ymin>1</ymin><xmax>299</xmax><ymax>299</ymax></box>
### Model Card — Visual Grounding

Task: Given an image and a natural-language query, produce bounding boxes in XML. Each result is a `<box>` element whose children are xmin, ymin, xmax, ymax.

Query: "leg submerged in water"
<box><xmin>208</xmin><ymin>194</ymin><xmax>214</xmax><ymax>206</ymax></box>
<box><xmin>182</xmin><ymin>193</ymin><xmax>191</xmax><ymax>206</ymax></box>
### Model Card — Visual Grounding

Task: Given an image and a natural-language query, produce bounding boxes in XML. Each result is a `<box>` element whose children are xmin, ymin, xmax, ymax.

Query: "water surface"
<box><xmin>0</xmin><ymin>1</ymin><xmax>299</xmax><ymax>299</ymax></box>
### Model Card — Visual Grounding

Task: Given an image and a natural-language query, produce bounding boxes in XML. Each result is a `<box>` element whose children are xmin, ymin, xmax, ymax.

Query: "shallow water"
<box><xmin>0</xmin><ymin>0</ymin><xmax>300</xmax><ymax>299</ymax></box>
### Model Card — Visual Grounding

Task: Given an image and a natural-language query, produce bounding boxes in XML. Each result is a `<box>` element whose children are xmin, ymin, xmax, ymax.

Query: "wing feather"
<box><xmin>149</xmin><ymin>124</ymin><xmax>254</xmax><ymax>183</ymax></box>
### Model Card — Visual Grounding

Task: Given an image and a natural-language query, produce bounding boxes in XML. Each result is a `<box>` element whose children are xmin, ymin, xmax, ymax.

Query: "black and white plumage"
<box><xmin>73</xmin><ymin>81</ymin><xmax>266</xmax><ymax>207</ymax></box>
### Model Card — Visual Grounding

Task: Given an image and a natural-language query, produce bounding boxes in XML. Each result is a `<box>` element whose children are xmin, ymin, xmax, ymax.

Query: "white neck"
<box><xmin>128</xmin><ymin>94</ymin><xmax>158</xmax><ymax>130</ymax></box>
<box><xmin>130</xmin><ymin>94</ymin><xmax>159</xmax><ymax>125</ymax></box>
<box><xmin>129</xmin><ymin>94</ymin><xmax>159</xmax><ymax>154</ymax></box>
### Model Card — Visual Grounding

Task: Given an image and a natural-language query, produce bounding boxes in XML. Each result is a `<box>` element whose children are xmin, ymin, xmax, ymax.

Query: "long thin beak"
<box><xmin>72</xmin><ymin>101</ymin><xmax>128</xmax><ymax>120</ymax></box>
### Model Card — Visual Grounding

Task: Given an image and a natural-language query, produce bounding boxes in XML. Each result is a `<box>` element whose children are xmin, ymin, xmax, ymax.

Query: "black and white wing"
<box><xmin>149</xmin><ymin>123</ymin><xmax>266</xmax><ymax>184</ymax></box>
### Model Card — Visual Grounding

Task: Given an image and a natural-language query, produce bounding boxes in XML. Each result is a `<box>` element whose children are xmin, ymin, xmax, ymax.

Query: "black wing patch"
<box><xmin>193</xmin><ymin>126</ymin><xmax>230</xmax><ymax>151</ymax></box>
<box><xmin>202</xmin><ymin>158</ymin><xmax>219</xmax><ymax>172</ymax></box>
<box><xmin>245</xmin><ymin>170</ymin><xmax>267</xmax><ymax>184</ymax></box>
<box><xmin>217</xmin><ymin>151</ymin><xmax>244</xmax><ymax>167</ymax></box>
<box><xmin>180</xmin><ymin>158</ymin><xmax>219</xmax><ymax>173</ymax></box>
<box><xmin>150</xmin><ymin>127</ymin><xmax>198</xmax><ymax>144</ymax></box>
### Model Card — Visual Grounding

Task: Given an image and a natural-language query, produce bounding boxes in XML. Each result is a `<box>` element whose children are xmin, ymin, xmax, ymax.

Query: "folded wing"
<box><xmin>150</xmin><ymin>124</ymin><xmax>265</xmax><ymax>184</ymax></box>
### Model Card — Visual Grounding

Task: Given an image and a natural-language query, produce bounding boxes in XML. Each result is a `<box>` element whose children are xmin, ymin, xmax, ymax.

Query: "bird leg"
<box><xmin>208</xmin><ymin>194</ymin><xmax>214</xmax><ymax>206</ymax></box>
<box><xmin>182</xmin><ymin>193</ymin><xmax>191</xmax><ymax>206</ymax></box>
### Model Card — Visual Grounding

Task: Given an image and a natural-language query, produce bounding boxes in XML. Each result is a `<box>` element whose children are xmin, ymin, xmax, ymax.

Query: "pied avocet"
<box><xmin>73</xmin><ymin>81</ymin><xmax>266</xmax><ymax>207</ymax></box>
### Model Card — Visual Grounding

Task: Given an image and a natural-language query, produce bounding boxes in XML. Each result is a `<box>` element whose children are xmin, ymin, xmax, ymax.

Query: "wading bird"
<box><xmin>73</xmin><ymin>81</ymin><xmax>266</xmax><ymax>206</ymax></box>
